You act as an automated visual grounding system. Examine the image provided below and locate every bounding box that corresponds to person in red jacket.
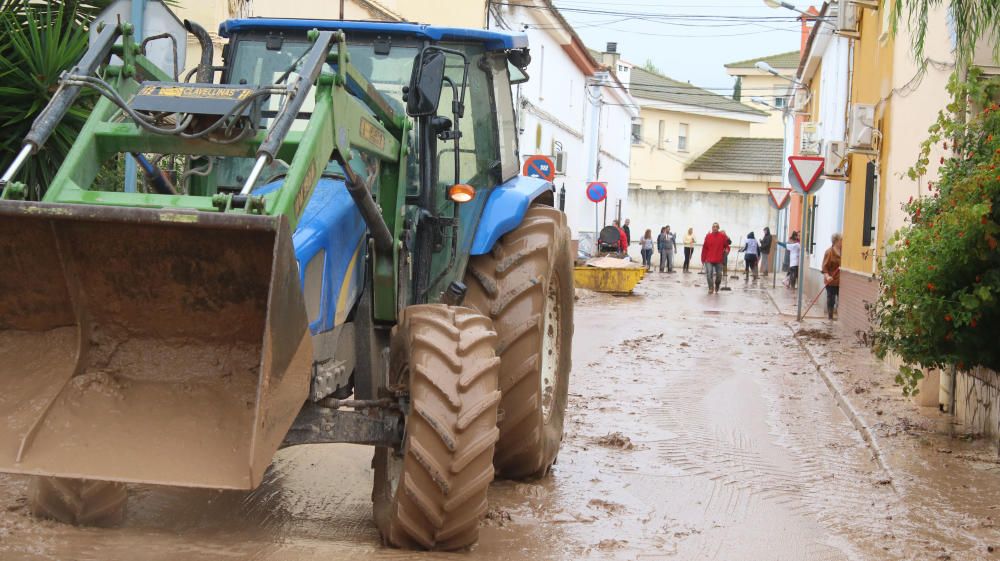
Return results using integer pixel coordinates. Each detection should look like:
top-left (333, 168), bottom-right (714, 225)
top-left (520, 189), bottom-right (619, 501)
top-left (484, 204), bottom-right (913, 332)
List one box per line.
top-left (701, 222), bottom-right (728, 294)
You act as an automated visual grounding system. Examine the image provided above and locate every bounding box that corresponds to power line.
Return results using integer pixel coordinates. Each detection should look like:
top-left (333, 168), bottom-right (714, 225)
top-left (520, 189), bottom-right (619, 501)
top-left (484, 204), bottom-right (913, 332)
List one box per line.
top-left (595, 79), bottom-right (794, 93)
top-left (526, 24), bottom-right (799, 38)
top-left (555, 0), bottom-right (806, 7)
top-left (491, 1), bottom-right (808, 22)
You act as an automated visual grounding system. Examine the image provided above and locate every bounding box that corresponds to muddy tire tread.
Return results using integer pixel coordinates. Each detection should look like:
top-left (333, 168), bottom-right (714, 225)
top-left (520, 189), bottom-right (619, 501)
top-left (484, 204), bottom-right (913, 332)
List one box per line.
top-left (377, 305), bottom-right (501, 550)
top-left (464, 205), bottom-right (574, 479)
top-left (29, 476), bottom-right (127, 527)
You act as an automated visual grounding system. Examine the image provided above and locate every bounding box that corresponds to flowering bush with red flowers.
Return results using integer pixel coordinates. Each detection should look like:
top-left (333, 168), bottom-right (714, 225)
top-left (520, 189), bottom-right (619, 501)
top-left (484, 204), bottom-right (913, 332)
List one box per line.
top-left (870, 71), bottom-right (1000, 394)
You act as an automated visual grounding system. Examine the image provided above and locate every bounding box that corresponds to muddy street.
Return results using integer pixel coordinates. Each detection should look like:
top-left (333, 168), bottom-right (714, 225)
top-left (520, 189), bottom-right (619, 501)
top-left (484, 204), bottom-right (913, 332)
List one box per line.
top-left (1, 272), bottom-right (998, 560)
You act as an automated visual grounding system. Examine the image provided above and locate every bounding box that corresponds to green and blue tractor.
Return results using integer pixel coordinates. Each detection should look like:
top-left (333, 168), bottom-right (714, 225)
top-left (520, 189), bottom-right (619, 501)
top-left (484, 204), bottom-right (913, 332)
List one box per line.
top-left (0, 13), bottom-right (572, 550)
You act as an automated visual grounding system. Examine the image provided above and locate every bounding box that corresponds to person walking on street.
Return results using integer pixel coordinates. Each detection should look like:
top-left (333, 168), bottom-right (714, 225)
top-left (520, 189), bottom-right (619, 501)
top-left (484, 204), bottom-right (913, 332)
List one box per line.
top-left (778, 231), bottom-right (801, 289)
top-left (701, 222), bottom-right (727, 294)
top-left (683, 227), bottom-right (695, 272)
top-left (623, 218), bottom-right (632, 246)
top-left (657, 227), bottom-right (668, 273)
top-left (640, 229), bottom-right (654, 271)
top-left (661, 225), bottom-right (677, 273)
top-left (740, 232), bottom-right (760, 281)
top-left (759, 227), bottom-right (773, 276)
top-left (822, 233), bottom-right (842, 319)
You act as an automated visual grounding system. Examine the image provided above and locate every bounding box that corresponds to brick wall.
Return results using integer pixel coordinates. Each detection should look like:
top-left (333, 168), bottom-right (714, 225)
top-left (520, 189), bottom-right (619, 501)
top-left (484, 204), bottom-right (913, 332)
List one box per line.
top-left (839, 269), bottom-right (878, 337)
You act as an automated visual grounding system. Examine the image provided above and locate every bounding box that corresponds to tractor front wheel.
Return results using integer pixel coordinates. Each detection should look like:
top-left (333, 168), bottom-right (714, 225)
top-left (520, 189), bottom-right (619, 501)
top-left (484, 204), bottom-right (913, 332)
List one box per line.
top-left (464, 205), bottom-right (574, 479)
top-left (373, 305), bottom-right (501, 550)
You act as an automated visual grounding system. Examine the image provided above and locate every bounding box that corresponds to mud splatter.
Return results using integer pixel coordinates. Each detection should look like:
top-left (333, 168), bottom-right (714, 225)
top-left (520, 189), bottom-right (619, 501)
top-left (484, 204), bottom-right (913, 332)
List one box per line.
top-left (594, 432), bottom-right (635, 450)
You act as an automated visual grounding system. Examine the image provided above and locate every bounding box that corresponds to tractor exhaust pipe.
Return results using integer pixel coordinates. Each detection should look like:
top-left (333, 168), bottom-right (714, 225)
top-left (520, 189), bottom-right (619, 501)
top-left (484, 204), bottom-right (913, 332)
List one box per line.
top-left (183, 20), bottom-right (214, 83)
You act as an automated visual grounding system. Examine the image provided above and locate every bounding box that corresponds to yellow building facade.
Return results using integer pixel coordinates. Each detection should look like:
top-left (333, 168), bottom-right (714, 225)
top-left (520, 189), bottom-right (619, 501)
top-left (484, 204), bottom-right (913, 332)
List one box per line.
top-left (725, 50), bottom-right (801, 138)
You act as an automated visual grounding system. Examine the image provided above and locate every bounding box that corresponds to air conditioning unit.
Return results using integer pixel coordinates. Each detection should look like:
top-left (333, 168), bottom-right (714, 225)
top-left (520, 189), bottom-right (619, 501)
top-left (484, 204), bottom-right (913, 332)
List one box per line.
top-left (836, 1), bottom-right (860, 37)
top-left (824, 140), bottom-right (849, 177)
top-left (848, 103), bottom-right (876, 150)
top-left (800, 121), bottom-right (821, 155)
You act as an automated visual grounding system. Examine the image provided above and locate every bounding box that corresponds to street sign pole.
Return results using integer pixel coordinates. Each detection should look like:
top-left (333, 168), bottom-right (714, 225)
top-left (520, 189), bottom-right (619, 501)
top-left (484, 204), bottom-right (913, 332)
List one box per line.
top-left (766, 186), bottom-right (792, 290)
top-left (586, 182), bottom-right (608, 255)
top-left (797, 195), bottom-right (807, 321)
top-left (594, 203), bottom-right (601, 250)
top-left (787, 156), bottom-right (825, 321)
top-left (774, 209), bottom-right (780, 289)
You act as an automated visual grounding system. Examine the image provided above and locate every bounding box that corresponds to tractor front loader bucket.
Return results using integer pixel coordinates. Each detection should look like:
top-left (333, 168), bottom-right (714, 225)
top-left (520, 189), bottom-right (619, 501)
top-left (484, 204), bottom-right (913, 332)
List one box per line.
top-left (0, 201), bottom-right (313, 490)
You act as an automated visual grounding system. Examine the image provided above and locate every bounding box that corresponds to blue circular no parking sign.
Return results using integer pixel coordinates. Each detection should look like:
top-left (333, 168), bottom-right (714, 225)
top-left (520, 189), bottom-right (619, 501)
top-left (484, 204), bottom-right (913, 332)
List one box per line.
top-left (586, 182), bottom-right (607, 203)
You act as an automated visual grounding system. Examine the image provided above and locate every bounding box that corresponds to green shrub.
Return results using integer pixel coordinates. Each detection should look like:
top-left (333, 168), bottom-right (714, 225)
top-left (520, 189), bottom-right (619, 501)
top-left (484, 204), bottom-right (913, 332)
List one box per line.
top-left (871, 71), bottom-right (1000, 387)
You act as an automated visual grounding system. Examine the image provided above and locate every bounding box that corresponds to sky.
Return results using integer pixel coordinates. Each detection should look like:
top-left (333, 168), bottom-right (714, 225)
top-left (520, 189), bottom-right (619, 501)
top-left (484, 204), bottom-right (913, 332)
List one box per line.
top-left (550, 0), bottom-right (812, 95)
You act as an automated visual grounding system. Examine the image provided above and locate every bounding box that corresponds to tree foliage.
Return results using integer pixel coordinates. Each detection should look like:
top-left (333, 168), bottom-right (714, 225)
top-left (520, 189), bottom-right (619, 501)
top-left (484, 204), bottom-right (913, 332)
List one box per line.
top-left (870, 70), bottom-right (1000, 390)
top-left (889, 0), bottom-right (1000, 64)
top-left (0, 1), bottom-right (114, 198)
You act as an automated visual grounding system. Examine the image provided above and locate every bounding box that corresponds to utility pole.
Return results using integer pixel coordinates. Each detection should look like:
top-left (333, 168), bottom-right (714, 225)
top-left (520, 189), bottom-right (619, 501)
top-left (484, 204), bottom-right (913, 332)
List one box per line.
top-left (586, 72), bottom-right (606, 243)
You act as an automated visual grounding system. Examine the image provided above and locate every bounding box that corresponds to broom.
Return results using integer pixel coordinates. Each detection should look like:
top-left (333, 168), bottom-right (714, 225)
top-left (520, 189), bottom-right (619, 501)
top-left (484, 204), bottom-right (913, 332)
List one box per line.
top-left (801, 267), bottom-right (841, 317)
top-left (719, 248), bottom-right (734, 291)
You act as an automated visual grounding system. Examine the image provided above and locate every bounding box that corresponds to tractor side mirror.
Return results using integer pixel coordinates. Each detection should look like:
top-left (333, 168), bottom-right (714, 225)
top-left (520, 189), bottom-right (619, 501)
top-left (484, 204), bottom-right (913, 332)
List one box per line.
top-left (406, 49), bottom-right (447, 117)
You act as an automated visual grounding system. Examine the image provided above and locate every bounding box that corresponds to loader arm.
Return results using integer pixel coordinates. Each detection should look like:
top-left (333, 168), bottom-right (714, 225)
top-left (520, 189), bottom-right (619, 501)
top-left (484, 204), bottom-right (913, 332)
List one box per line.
top-left (0, 24), bottom-right (408, 490)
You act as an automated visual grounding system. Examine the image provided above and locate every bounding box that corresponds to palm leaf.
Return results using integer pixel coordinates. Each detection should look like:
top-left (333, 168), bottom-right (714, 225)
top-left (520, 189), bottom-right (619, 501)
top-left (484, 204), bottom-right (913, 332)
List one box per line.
top-left (0, 2), bottom-right (95, 197)
top-left (890, 0), bottom-right (1000, 65)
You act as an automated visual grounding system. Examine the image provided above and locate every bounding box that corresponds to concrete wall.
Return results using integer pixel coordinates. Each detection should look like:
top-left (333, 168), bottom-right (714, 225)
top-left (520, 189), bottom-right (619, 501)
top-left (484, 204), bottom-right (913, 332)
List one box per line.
top-left (953, 368), bottom-right (1000, 438)
top-left (626, 188), bottom-right (776, 267)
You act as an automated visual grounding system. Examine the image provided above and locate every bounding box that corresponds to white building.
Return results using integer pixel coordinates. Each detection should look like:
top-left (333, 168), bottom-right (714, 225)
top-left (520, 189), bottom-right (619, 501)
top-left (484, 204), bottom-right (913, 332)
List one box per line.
top-left (794, 3), bottom-right (850, 302)
top-left (487, 0), bottom-right (637, 241)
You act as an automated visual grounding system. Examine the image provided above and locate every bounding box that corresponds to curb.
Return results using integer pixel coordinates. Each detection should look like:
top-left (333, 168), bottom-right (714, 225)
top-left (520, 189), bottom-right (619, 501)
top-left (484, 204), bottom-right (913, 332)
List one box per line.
top-left (765, 291), bottom-right (898, 493)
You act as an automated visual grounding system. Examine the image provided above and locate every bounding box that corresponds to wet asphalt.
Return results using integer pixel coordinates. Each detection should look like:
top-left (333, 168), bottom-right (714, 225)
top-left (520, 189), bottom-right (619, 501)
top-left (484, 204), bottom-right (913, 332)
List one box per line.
top-left (0, 270), bottom-right (998, 560)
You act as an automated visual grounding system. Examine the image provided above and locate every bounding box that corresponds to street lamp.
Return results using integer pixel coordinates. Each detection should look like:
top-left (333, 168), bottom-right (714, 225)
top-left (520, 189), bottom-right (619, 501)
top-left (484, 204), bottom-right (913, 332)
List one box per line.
top-left (755, 61), bottom-right (807, 86)
top-left (762, 0), bottom-right (812, 17)
top-left (755, 61), bottom-right (812, 106)
top-left (750, 96), bottom-right (780, 110)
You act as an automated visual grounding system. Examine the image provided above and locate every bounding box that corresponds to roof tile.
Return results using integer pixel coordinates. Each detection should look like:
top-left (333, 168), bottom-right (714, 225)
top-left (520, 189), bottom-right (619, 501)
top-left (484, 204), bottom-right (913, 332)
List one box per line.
top-left (725, 50), bottom-right (801, 69)
top-left (685, 137), bottom-right (784, 176)
top-left (628, 67), bottom-right (766, 116)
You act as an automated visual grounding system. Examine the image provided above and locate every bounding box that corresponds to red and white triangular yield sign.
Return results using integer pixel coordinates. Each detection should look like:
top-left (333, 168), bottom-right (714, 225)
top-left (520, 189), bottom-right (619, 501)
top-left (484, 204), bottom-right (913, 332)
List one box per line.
top-left (788, 155), bottom-right (825, 194)
top-left (768, 186), bottom-right (792, 209)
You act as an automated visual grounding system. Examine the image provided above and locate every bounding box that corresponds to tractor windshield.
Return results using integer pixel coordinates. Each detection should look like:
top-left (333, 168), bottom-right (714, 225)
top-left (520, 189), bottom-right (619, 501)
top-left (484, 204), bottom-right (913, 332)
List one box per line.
top-left (217, 34), bottom-right (514, 196)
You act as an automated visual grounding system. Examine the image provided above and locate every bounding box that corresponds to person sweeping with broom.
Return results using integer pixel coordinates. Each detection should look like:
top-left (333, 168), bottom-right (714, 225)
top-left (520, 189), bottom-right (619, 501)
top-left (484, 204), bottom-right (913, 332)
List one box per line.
top-left (822, 233), bottom-right (842, 320)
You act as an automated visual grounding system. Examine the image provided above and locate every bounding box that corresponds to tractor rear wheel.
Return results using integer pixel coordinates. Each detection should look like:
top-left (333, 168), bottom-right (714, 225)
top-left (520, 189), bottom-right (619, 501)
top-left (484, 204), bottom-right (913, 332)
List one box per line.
top-left (373, 305), bottom-right (501, 550)
top-left (28, 476), bottom-right (127, 527)
top-left (464, 205), bottom-right (573, 480)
